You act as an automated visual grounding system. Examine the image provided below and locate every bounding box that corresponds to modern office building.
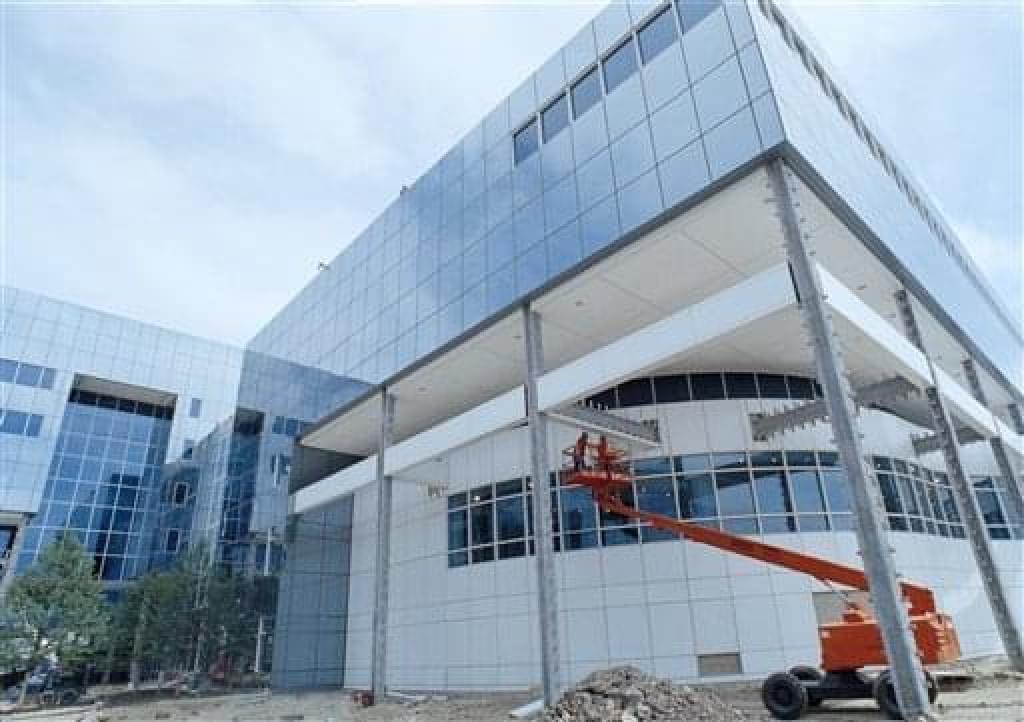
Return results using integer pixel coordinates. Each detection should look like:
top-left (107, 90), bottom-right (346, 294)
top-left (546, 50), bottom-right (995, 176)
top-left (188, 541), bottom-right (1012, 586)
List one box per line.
top-left (0, 285), bottom-right (368, 592)
top-left (2, 0), bottom-right (1021, 707)
top-left (265, 0), bottom-right (1023, 703)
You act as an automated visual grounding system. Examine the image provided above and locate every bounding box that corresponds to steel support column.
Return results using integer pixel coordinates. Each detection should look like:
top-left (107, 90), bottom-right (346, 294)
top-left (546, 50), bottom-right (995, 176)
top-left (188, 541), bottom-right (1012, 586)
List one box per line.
top-left (1009, 404), bottom-right (1024, 436)
top-left (767, 160), bottom-right (934, 720)
top-left (962, 358), bottom-right (1024, 534)
top-left (523, 306), bottom-right (561, 705)
top-left (895, 290), bottom-right (1024, 671)
top-left (371, 391), bottom-right (396, 701)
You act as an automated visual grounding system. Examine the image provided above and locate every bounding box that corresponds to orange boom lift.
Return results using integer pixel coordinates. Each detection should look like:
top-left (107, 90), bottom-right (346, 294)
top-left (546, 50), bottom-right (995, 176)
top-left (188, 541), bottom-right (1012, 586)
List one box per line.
top-left (564, 441), bottom-right (960, 720)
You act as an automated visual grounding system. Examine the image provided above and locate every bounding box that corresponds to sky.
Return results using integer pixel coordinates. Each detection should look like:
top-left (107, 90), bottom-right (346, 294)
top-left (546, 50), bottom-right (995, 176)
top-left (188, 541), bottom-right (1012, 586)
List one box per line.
top-left (3, 1), bottom-right (1021, 347)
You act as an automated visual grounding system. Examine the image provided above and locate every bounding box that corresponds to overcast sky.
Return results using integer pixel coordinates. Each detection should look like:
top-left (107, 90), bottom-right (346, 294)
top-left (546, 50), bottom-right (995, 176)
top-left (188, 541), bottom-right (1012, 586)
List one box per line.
top-left (3, 1), bottom-right (1021, 347)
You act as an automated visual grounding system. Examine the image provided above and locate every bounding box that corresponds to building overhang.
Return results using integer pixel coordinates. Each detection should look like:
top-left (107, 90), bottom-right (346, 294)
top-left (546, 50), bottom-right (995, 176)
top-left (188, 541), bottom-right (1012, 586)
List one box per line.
top-left (292, 163), bottom-right (1023, 514)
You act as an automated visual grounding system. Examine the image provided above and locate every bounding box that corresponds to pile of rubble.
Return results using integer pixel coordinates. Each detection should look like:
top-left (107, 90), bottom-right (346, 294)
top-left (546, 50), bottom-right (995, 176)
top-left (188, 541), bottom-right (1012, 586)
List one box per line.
top-left (540, 666), bottom-right (751, 722)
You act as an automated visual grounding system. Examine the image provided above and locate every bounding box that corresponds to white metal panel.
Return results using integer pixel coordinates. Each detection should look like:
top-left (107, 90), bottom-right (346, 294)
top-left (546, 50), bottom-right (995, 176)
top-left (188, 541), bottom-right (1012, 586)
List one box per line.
top-left (294, 456), bottom-right (377, 514)
top-left (537, 263), bottom-right (796, 410)
top-left (818, 266), bottom-right (931, 384)
top-left (384, 388), bottom-right (525, 476)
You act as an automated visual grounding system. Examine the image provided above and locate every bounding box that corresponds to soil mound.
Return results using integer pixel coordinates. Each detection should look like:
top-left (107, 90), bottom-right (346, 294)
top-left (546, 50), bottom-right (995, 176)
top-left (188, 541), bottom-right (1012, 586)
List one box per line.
top-left (540, 665), bottom-right (750, 722)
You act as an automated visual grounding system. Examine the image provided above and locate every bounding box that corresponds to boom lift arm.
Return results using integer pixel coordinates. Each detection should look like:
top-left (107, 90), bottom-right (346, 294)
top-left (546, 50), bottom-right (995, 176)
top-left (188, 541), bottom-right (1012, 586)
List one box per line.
top-left (563, 441), bottom-right (960, 720)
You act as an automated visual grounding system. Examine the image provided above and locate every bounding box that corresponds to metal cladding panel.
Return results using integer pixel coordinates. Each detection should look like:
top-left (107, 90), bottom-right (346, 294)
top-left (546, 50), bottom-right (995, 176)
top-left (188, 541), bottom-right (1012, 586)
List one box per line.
top-left (244, 1), bottom-right (780, 392)
top-left (749, 0), bottom-right (1022, 396)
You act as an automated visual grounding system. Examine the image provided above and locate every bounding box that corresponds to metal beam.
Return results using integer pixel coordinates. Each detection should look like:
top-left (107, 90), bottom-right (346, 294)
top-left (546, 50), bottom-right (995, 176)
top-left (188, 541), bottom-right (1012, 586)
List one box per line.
top-left (548, 403), bottom-right (661, 447)
top-left (911, 426), bottom-right (984, 456)
top-left (523, 307), bottom-right (561, 706)
top-left (767, 160), bottom-right (934, 720)
top-left (1009, 404), bottom-right (1024, 436)
top-left (962, 358), bottom-right (1024, 534)
top-left (751, 376), bottom-right (918, 441)
top-left (894, 290), bottom-right (1024, 672)
top-left (371, 391), bottom-right (396, 702)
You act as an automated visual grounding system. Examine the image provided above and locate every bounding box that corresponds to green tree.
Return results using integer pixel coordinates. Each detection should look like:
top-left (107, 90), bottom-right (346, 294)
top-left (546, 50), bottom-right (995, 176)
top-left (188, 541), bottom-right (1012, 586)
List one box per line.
top-left (1, 534), bottom-right (108, 701)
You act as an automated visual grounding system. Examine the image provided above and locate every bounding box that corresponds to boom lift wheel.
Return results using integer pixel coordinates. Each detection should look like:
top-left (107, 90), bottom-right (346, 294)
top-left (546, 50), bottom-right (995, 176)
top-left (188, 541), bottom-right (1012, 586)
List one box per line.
top-left (788, 666), bottom-right (823, 707)
top-left (872, 669), bottom-right (938, 720)
top-left (762, 671), bottom-right (809, 720)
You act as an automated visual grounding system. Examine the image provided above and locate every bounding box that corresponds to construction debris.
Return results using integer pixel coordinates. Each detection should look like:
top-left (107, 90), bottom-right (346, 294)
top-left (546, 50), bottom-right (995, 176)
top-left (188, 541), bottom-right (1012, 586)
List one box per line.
top-left (540, 666), bottom-right (750, 722)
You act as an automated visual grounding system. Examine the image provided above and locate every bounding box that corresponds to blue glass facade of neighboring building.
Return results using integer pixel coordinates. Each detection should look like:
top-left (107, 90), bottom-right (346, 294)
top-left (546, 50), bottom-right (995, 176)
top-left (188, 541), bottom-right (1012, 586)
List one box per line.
top-left (19, 390), bottom-right (173, 584)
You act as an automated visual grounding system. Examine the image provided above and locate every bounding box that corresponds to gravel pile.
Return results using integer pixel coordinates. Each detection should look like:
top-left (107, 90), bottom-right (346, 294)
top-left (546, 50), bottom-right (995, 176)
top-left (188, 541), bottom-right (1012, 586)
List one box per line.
top-left (540, 666), bottom-right (750, 722)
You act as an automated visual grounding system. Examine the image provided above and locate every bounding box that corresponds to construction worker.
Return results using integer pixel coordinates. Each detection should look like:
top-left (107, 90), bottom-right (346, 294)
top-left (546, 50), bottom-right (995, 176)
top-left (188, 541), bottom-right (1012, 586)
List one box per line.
top-left (573, 431), bottom-right (589, 471)
top-left (596, 434), bottom-right (610, 472)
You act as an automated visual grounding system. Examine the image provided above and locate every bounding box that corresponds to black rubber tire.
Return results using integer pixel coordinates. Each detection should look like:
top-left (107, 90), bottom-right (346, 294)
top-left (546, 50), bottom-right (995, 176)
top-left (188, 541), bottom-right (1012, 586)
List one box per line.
top-left (873, 669), bottom-right (939, 720)
top-left (762, 672), bottom-right (809, 720)
top-left (59, 689), bottom-right (79, 706)
top-left (788, 666), bottom-right (823, 707)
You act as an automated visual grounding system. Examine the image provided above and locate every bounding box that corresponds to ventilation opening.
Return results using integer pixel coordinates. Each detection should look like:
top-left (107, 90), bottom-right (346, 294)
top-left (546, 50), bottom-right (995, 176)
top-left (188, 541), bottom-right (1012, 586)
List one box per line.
top-left (697, 652), bottom-right (742, 677)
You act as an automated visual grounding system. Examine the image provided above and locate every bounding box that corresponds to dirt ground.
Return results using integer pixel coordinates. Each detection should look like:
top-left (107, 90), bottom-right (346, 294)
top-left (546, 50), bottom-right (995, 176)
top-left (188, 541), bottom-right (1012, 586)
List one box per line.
top-left (6, 658), bottom-right (1021, 722)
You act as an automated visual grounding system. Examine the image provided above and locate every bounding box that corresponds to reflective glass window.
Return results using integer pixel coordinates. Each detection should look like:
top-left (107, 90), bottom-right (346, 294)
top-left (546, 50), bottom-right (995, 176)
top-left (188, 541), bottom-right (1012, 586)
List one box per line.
top-left (634, 457), bottom-right (672, 476)
top-left (542, 94), bottom-right (570, 142)
top-left (603, 38), bottom-right (639, 93)
top-left (560, 487), bottom-right (597, 532)
top-left (572, 66), bottom-right (602, 119)
top-left (0, 359), bottom-right (15, 383)
top-left (716, 470), bottom-right (755, 516)
top-left (40, 368), bottom-right (56, 390)
top-left (753, 470), bottom-right (792, 514)
top-left (757, 374), bottom-right (788, 399)
top-left (675, 454), bottom-right (710, 473)
top-left (787, 376), bottom-right (814, 400)
top-left (188, 398), bottom-right (202, 418)
top-left (653, 375), bottom-right (690, 403)
top-left (878, 473), bottom-right (903, 513)
top-left (790, 470), bottom-right (826, 513)
top-left (496, 497), bottom-right (526, 540)
top-left (514, 119), bottom-right (540, 165)
top-left (724, 372), bottom-right (757, 398)
top-left (0, 410), bottom-right (28, 435)
top-left (636, 476), bottom-right (676, 541)
top-left (749, 450), bottom-right (784, 468)
top-left (470, 504), bottom-right (493, 546)
top-left (617, 378), bottom-right (654, 407)
top-left (25, 414), bottom-right (43, 437)
top-left (677, 0), bottom-right (721, 30)
top-left (15, 364), bottom-right (43, 387)
top-left (638, 6), bottom-right (678, 64)
top-left (581, 194), bottom-right (618, 256)
top-left (690, 372), bottom-right (725, 399)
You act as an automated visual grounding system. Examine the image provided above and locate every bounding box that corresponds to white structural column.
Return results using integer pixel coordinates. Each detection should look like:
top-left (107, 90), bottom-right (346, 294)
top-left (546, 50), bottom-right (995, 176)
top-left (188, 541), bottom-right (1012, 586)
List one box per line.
top-left (767, 160), bottom-right (934, 719)
top-left (523, 306), bottom-right (561, 705)
top-left (962, 358), bottom-right (1024, 533)
top-left (894, 290), bottom-right (1024, 672)
top-left (371, 391), bottom-right (396, 701)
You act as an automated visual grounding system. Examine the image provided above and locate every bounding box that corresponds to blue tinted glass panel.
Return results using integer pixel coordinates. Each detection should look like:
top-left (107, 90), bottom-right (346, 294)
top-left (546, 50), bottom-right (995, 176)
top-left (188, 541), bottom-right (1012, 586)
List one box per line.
top-left (638, 6), bottom-right (678, 64)
top-left (611, 122), bottom-right (656, 187)
top-left (542, 94), bottom-right (570, 142)
top-left (516, 241), bottom-right (548, 295)
top-left (0, 359), bottom-right (15, 383)
top-left (716, 470), bottom-right (755, 516)
top-left (678, 0), bottom-right (721, 30)
top-left (514, 119), bottom-right (539, 165)
top-left (603, 38), bottom-right (638, 93)
top-left (580, 194), bottom-right (621, 256)
top-left (547, 221), bottom-right (582, 276)
top-left (617, 169), bottom-right (663, 233)
top-left (545, 174), bottom-right (579, 232)
top-left (571, 66), bottom-right (602, 119)
top-left (577, 149), bottom-right (615, 211)
top-left (679, 473), bottom-right (716, 518)
top-left (753, 470), bottom-right (792, 514)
